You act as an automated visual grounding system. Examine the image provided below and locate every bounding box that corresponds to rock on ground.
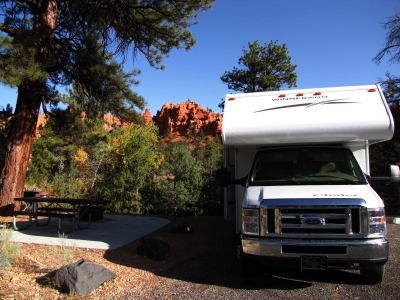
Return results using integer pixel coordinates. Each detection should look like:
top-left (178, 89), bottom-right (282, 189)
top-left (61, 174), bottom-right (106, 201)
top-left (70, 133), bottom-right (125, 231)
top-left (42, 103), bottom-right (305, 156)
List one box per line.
top-left (52, 259), bottom-right (115, 295)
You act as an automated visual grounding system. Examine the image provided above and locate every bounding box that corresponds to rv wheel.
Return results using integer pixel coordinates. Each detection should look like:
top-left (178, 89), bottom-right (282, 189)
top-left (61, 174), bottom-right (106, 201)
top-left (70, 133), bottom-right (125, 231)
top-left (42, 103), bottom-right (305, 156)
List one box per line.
top-left (239, 246), bottom-right (262, 280)
top-left (360, 265), bottom-right (385, 284)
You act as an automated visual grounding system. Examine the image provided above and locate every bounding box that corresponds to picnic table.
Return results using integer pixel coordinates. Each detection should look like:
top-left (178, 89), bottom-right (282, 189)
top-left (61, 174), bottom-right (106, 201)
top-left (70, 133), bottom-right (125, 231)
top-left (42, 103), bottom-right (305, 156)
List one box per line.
top-left (0, 197), bottom-right (110, 233)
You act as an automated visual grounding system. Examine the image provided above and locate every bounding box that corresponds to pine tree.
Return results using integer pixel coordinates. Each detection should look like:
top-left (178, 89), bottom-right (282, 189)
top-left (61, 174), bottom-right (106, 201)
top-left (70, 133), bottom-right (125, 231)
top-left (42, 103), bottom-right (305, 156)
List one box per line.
top-left (0, 0), bottom-right (215, 209)
top-left (221, 40), bottom-right (297, 93)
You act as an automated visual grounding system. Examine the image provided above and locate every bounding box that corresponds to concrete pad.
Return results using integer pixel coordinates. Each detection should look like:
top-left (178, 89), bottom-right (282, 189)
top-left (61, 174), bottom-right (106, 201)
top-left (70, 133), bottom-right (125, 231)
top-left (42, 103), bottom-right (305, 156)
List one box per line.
top-left (10, 214), bottom-right (170, 250)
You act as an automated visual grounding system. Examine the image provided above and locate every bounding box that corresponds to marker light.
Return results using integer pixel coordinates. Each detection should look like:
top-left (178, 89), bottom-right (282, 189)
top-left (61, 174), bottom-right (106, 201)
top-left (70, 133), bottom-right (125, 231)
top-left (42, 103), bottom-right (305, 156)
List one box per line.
top-left (368, 89), bottom-right (377, 92)
top-left (228, 97), bottom-right (235, 101)
top-left (314, 92), bottom-right (322, 95)
top-left (296, 93), bottom-right (304, 96)
top-left (279, 94), bottom-right (286, 97)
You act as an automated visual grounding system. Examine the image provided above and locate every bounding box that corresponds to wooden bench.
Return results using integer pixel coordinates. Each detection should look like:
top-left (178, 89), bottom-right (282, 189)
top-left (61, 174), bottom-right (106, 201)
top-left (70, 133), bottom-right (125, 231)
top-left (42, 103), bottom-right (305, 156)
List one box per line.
top-left (37, 207), bottom-right (75, 213)
top-left (0, 210), bottom-right (85, 232)
top-left (37, 207), bottom-right (94, 225)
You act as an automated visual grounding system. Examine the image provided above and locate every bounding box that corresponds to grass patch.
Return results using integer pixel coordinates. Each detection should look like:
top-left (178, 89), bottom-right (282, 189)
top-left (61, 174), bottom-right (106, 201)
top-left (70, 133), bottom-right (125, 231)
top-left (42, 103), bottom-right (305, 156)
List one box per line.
top-left (49, 233), bottom-right (77, 267)
top-left (0, 224), bottom-right (23, 273)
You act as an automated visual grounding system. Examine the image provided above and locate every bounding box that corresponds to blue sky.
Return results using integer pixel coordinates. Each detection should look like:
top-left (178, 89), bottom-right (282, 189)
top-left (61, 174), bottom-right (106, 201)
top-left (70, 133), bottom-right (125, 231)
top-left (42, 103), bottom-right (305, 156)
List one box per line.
top-left (0, 0), bottom-right (399, 115)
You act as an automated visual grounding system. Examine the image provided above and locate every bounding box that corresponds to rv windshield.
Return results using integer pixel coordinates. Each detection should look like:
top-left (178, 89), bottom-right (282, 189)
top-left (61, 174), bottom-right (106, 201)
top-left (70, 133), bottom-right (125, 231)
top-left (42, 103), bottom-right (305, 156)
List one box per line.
top-left (249, 147), bottom-right (368, 186)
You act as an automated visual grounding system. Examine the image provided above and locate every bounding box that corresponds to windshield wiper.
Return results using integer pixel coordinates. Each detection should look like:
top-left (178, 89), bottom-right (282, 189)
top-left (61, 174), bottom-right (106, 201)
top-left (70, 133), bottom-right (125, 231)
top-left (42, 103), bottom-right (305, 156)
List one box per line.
top-left (263, 176), bottom-right (300, 184)
top-left (307, 174), bottom-right (362, 184)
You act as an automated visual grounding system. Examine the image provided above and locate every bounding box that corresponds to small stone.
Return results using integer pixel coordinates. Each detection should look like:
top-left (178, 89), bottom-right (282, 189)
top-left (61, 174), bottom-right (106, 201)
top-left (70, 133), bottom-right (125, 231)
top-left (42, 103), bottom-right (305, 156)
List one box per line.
top-left (171, 222), bottom-right (193, 234)
top-left (136, 237), bottom-right (170, 261)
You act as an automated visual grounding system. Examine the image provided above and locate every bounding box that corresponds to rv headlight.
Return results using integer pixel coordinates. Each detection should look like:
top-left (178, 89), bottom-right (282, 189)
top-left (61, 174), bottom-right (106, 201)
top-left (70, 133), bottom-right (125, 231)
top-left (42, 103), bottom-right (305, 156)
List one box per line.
top-left (242, 209), bottom-right (259, 235)
top-left (368, 208), bottom-right (386, 236)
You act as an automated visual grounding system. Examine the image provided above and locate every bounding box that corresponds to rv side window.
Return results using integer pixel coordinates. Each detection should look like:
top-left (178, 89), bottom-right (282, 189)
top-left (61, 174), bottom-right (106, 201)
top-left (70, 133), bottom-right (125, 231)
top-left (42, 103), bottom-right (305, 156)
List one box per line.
top-left (249, 147), bottom-right (367, 186)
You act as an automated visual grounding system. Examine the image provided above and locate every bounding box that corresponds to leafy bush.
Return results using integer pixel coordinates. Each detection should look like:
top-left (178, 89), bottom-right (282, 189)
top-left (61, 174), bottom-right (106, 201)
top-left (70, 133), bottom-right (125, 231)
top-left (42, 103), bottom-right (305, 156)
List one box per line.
top-left (26, 106), bottom-right (224, 216)
top-left (141, 138), bottom-right (223, 216)
top-left (26, 107), bottom-right (110, 198)
top-left (95, 123), bottom-right (163, 214)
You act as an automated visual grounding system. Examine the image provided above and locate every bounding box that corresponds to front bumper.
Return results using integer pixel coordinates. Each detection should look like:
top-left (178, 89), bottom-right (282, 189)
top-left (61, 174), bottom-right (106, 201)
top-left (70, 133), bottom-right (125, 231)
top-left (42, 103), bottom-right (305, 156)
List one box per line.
top-left (241, 235), bottom-right (389, 269)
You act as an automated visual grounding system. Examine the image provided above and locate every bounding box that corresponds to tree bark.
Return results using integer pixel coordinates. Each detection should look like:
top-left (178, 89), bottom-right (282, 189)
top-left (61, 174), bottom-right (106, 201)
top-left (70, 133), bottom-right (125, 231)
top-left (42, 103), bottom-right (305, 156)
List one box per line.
top-left (0, 0), bottom-right (58, 211)
top-left (0, 82), bottom-right (43, 211)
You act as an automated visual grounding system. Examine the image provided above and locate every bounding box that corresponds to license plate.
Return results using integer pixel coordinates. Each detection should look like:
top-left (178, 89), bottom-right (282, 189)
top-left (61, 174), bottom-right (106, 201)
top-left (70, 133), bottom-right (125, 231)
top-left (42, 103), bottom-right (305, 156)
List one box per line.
top-left (301, 256), bottom-right (328, 270)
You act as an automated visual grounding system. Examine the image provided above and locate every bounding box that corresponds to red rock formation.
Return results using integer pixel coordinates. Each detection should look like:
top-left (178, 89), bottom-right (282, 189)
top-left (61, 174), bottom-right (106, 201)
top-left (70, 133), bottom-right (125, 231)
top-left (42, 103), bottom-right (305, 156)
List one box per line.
top-left (99, 109), bottom-right (153, 129)
top-left (103, 114), bottom-right (122, 131)
top-left (34, 109), bottom-right (151, 133)
top-left (142, 108), bottom-right (153, 125)
top-left (33, 102), bottom-right (222, 141)
top-left (153, 100), bottom-right (222, 141)
top-left (35, 114), bottom-right (49, 137)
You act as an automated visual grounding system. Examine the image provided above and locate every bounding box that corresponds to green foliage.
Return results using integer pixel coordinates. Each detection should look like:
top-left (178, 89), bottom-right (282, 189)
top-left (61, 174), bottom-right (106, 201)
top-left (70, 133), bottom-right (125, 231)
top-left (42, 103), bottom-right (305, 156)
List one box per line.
top-left (198, 138), bottom-right (224, 215)
top-left (96, 123), bottom-right (163, 214)
top-left (26, 108), bottom-right (224, 216)
top-left (142, 137), bottom-right (223, 215)
top-left (1, 0), bottom-right (215, 208)
top-left (146, 141), bottom-right (204, 215)
top-left (0, 36), bottom-right (47, 87)
top-left (61, 42), bottom-right (146, 123)
top-left (26, 107), bottom-right (110, 198)
top-left (0, 0), bottom-right (215, 116)
top-left (63, 1), bottom-right (215, 69)
top-left (221, 40), bottom-right (297, 93)
top-left (0, 225), bottom-right (23, 273)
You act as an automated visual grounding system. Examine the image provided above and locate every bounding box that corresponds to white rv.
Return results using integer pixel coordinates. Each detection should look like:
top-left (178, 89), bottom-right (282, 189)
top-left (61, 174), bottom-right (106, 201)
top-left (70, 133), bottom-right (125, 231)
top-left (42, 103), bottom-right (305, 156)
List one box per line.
top-left (217, 84), bottom-right (399, 284)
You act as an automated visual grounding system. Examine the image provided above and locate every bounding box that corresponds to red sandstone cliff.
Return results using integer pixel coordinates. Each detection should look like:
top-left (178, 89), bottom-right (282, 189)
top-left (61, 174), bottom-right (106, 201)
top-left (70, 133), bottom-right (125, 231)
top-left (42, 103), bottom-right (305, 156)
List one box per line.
top-left (153, 100), bottom-right (222, 140)
top-left (143, 108), bottom-right (153, 125)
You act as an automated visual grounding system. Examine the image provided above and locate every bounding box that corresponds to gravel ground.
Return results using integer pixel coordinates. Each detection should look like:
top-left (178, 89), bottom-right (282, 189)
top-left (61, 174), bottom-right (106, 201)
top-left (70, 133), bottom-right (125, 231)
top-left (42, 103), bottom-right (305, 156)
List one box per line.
top-left (1, 215), bottom-right (400, 299)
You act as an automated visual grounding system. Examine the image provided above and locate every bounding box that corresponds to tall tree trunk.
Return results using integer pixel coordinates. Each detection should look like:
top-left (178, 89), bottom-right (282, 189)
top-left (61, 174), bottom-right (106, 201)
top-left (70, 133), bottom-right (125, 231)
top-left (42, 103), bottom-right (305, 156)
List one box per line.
top-left (0, 0), bottom-right (58, 211)
top-left (0, 81), bottom-right (43, 211)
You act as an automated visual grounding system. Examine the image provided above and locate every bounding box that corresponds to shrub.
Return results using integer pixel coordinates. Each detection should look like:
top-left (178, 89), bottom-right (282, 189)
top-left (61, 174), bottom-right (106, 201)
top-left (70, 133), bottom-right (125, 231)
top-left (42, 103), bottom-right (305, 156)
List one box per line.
top-left (49, 233), bottom-right (77, 267)
top-left (0, 225), bottom-right (23, 273)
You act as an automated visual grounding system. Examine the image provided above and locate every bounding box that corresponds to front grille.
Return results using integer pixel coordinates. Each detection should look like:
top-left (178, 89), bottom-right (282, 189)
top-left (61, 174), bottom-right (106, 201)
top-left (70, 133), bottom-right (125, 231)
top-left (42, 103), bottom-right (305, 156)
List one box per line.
top-left (260, 200), bottom-right (366, 238)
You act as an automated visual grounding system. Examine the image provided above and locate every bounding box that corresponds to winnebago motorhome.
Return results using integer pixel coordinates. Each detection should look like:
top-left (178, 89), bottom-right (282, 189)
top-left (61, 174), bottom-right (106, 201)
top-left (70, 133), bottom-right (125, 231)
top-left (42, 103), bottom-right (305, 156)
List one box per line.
top-left (217, 84), bottom-right (399, 284)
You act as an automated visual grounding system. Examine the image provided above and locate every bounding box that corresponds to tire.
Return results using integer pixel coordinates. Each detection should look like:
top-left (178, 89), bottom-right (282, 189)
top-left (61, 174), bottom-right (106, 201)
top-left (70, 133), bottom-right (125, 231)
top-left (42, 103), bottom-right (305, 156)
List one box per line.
top-left (239, 246), bottom-right (262, 281)
top-left (360, 265), bottom-right (385, 284)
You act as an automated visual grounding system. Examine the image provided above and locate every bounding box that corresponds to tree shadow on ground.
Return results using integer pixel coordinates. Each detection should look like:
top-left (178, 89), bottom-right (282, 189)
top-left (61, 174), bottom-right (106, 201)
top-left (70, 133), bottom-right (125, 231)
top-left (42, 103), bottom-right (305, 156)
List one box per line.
top-left (103, 215), bottom-right (364, 290)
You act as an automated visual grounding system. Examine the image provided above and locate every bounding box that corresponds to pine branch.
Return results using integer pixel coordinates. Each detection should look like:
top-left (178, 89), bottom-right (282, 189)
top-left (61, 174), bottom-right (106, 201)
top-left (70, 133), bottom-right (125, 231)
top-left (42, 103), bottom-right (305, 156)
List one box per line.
top-left (0, 23), bottom-right (16, 36)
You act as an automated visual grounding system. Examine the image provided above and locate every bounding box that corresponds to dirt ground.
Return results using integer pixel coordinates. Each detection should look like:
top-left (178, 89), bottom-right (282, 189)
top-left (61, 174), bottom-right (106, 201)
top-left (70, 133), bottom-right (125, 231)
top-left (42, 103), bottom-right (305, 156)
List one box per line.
top-left (1, 214), bottom-right (400, 299)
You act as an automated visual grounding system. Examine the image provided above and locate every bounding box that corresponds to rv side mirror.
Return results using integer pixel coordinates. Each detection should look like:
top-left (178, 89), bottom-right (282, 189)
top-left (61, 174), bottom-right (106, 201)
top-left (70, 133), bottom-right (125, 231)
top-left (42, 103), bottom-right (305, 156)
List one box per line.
top-left (216, 168), bottom-right (248, 186)
top-left (216, 168), bottom-right (229, 187)
top-left (386, 164), bottom-right (400, 183)
top-left (371, 164), bottom-right (400, 185)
